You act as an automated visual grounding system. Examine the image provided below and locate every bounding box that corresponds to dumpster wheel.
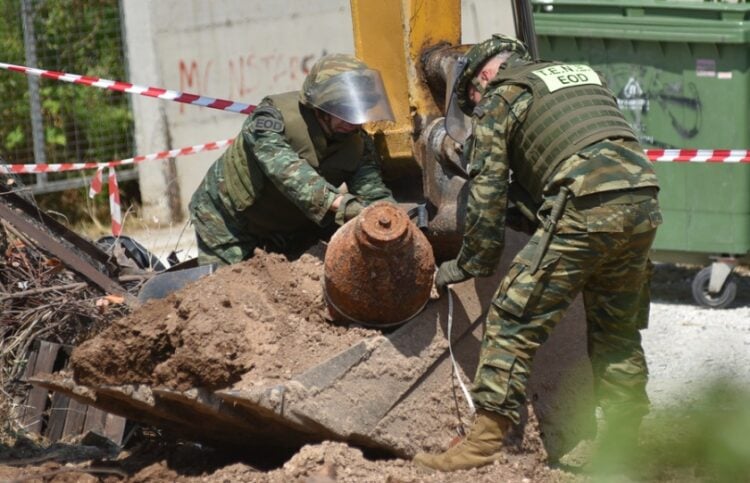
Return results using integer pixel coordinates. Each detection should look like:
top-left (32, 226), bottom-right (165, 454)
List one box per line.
top-left (691, 266), bottom-right (737, 309)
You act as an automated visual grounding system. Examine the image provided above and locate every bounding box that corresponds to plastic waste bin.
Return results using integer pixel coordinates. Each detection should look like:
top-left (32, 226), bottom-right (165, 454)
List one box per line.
top-left (533, 0), bottom-right (750, 307)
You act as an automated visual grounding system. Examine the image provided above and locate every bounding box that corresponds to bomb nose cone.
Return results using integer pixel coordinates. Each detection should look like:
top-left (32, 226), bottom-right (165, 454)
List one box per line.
top-left (324, 202), bottom-right (436, 328)
top-left (357, 203), bottom-right (409, 248)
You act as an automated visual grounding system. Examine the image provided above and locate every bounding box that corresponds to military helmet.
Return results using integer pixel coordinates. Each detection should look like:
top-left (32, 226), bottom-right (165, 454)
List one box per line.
top-left (454, 33), bottom-right (531, 115)
top-left (300, 54), bottom-right (395, 124)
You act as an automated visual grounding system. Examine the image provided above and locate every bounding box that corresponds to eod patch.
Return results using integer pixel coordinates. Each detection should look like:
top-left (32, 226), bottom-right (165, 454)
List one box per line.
top-left (531, 64), bottom-right (602, 93)
top-left (252, 116), bottom-right (284, 133)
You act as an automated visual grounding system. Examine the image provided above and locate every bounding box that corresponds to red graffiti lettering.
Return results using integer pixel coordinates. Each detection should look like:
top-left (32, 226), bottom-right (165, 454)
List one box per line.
top-left (176, 52), bottom-right (323, 112)
top-left (178, 59), bottom-right (212, 114)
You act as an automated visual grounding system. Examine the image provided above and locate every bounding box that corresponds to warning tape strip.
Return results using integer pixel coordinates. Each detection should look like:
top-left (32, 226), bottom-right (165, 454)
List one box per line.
top-left (0, 62), bottom-right (256, 115)
top-left (646, 149), bottom-right (750, 163)
top-left (0, 139), bottom-right (234, 174)
top-left (108, 168), bottom-right (122, 236)
top-left (1, 139), bottom-right (234, 236)
top-left (3, 145), bottom-right (745, 175)
top-left (2, 140), bottom-right (748, 236)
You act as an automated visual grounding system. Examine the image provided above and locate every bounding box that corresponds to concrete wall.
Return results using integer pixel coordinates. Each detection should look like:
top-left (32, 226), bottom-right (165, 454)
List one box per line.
top-left (122, 0), bottom-right (515, 222)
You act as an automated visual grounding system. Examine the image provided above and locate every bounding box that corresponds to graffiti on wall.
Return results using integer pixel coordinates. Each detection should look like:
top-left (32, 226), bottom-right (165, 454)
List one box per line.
top-left (604, 65), bottom-right (702, 148)
top-left (177, 51), bottom-right (326, 113)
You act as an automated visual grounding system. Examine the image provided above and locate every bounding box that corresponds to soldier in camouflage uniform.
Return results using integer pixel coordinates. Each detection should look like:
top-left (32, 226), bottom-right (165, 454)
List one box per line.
top-left (414, 34), bottom-right (662, 472)
top-left (189, 54), bottom-right (396, 265)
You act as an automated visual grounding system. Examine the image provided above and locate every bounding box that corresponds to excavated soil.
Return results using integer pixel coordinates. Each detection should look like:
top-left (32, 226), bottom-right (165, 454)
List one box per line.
top-left (8, 245), bottom-right (565, 481)
top-left (71, 248), bottom-right (377, 391)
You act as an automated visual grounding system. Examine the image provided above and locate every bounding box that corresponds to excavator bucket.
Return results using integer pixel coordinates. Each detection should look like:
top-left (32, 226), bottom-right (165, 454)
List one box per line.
top-left (31, 230), bottom-right (594, 460)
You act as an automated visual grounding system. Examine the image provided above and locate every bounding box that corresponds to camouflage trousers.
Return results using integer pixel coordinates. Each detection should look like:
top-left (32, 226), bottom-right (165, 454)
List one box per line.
top-left (471, 194), bottom-right (662, 427)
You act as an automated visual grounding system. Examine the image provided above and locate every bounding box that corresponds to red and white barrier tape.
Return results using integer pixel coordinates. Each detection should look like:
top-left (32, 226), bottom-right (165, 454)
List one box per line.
top-left (2, 139), bottom-right (234, 236)
top-left (0, 61), bottom-right (250, 236)
top-left (0, 62), bottom-right (256, 115)
top-left (87, 168), bottom-right (119, 233)
top-left (89, 167), bottom-right (103, 199)
top-left (108, 168), bottom-right (122, 236)
top-left (0, 139), bottom-right (233, 174)
top-left (646, 149), bottom-right (750, 163)
top-left (85, 139), bottom-right (233, 236)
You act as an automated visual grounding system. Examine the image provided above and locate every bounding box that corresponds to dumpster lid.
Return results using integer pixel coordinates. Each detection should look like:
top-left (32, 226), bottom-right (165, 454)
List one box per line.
top-left (532, 0), bottom-right (750, 44)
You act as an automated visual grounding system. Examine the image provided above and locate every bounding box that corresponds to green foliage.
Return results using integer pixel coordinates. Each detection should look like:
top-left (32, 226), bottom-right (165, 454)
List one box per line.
top-left (563, 380), bottom-right (750, 482)
top-left (0, 1), bottom-right (29, 156)
top-left (640, 382), bottom-right (750, 482)
top-left (0, 0), bottom-right (137, 226)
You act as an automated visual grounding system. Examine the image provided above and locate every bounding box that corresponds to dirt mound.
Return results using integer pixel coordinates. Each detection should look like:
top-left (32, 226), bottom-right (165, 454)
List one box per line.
top-left (59, 243), bottom-right (564, 480)
top-left (71, 248), bottom-right (376, 391)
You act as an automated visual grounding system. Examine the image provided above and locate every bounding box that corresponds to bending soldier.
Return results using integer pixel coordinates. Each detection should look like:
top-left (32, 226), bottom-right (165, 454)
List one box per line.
top-left (189, 54), bottom-right (396, 265)
top-left (414, 34), bottom-right (662, 472)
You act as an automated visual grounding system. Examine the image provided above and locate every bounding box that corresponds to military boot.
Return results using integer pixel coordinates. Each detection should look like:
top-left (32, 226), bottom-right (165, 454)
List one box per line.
top-left (585, 421), bottom-right (641, 476)
top-left (560, 417), bottom-right (640, 475)
top-left (413, 409), bottom-right (512, 472)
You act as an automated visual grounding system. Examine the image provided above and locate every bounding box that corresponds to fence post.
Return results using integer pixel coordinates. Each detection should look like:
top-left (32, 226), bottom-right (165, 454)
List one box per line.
top-left (20, 0), bottom-right (47, 189)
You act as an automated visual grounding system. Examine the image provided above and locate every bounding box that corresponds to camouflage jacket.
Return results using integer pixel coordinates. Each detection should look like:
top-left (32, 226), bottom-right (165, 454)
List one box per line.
top-left (457, 82), bottom-right (659, 277)
top-left (192, 92), bottom-right (394, 237)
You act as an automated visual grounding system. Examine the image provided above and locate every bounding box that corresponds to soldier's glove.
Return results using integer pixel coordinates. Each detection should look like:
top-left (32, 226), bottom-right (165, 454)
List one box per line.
top-left (334, 194), bottom-right (365, 225)
top-left (506, 205), bottom-right (538, 235)
top-left (435, 259), bottom-right (472, 292)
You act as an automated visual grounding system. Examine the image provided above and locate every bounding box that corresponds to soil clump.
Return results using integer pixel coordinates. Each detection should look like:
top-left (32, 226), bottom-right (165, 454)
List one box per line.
top-left (70, 248), bottom-right (377, 391)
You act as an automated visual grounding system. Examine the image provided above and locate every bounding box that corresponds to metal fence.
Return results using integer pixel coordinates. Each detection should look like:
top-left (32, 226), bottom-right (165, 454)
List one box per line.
top-left (0, 0), bottom-right (135, 194)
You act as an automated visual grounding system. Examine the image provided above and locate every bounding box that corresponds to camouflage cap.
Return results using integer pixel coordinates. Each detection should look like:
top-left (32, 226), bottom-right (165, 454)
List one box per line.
top-left (454, 34), bottom-right (531, 115)
top-left (301, 54), bottom-right (369, 103)
top-left (300, 54), bottom-right (394, 124)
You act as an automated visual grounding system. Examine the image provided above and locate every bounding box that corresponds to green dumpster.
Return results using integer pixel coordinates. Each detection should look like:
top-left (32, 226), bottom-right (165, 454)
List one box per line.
top-left (532, 0), bottom-right (750, 307)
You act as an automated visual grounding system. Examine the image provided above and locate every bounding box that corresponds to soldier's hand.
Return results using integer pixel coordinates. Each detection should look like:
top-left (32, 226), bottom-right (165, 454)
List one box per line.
top-left (333, 194), bottom-right (365, 225)
top-left (330, 194), bottom-right (344, 212)
top-left (435, 259), bottom-right (472, 292)
top-left (343, 200), bottom-right (364, 221)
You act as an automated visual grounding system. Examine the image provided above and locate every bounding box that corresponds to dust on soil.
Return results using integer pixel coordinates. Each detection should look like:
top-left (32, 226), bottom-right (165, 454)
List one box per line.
top-left (70, 248), bottom-right (377, 391)
top-left (7, 246), bottom-right (569, 482)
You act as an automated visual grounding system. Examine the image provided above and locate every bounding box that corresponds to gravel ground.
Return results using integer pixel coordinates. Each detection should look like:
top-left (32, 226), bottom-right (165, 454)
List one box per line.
top-left (644, 263), bottom-right (750, 409)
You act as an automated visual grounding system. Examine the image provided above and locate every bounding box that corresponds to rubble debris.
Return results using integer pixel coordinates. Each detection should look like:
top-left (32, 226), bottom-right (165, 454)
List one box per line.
top-left (0, 226), bottom-right (128, 386)
top-left (0, 213), bottom-right (131, 449)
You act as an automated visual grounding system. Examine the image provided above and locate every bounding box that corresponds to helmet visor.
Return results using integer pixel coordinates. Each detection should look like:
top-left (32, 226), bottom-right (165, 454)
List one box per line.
top-left (306, 69), bottom-right (395, 124)
top-left (444, 57), bottom-right (472, 143)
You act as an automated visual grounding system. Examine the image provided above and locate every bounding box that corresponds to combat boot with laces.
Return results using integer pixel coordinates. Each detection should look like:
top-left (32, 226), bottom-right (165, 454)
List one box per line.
top-left (413, 409), bottom-right (512, 472)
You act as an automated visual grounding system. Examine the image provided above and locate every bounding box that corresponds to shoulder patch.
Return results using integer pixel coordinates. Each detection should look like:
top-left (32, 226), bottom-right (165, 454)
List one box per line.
top-left (250, 105), bottom-right (285, 133)
top-left (252, 116), bottom-right (285, 133)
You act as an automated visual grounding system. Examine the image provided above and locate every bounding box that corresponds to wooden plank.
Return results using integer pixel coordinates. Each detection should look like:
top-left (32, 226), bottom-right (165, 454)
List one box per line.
top-left (21, 341), bottom-right (60, 434)
top-left (19, 340), bottom-right (128, 445)
top-left (82, 406), bottom-right (107, 435)
top-left (62, 399), bottom-right (87, 438)
top-left (45, 392), bottom-right (71, 442)
top-left (19, 345), bottom-right (39, 382)
top-left (103, 413), bottom-right (127, 446)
